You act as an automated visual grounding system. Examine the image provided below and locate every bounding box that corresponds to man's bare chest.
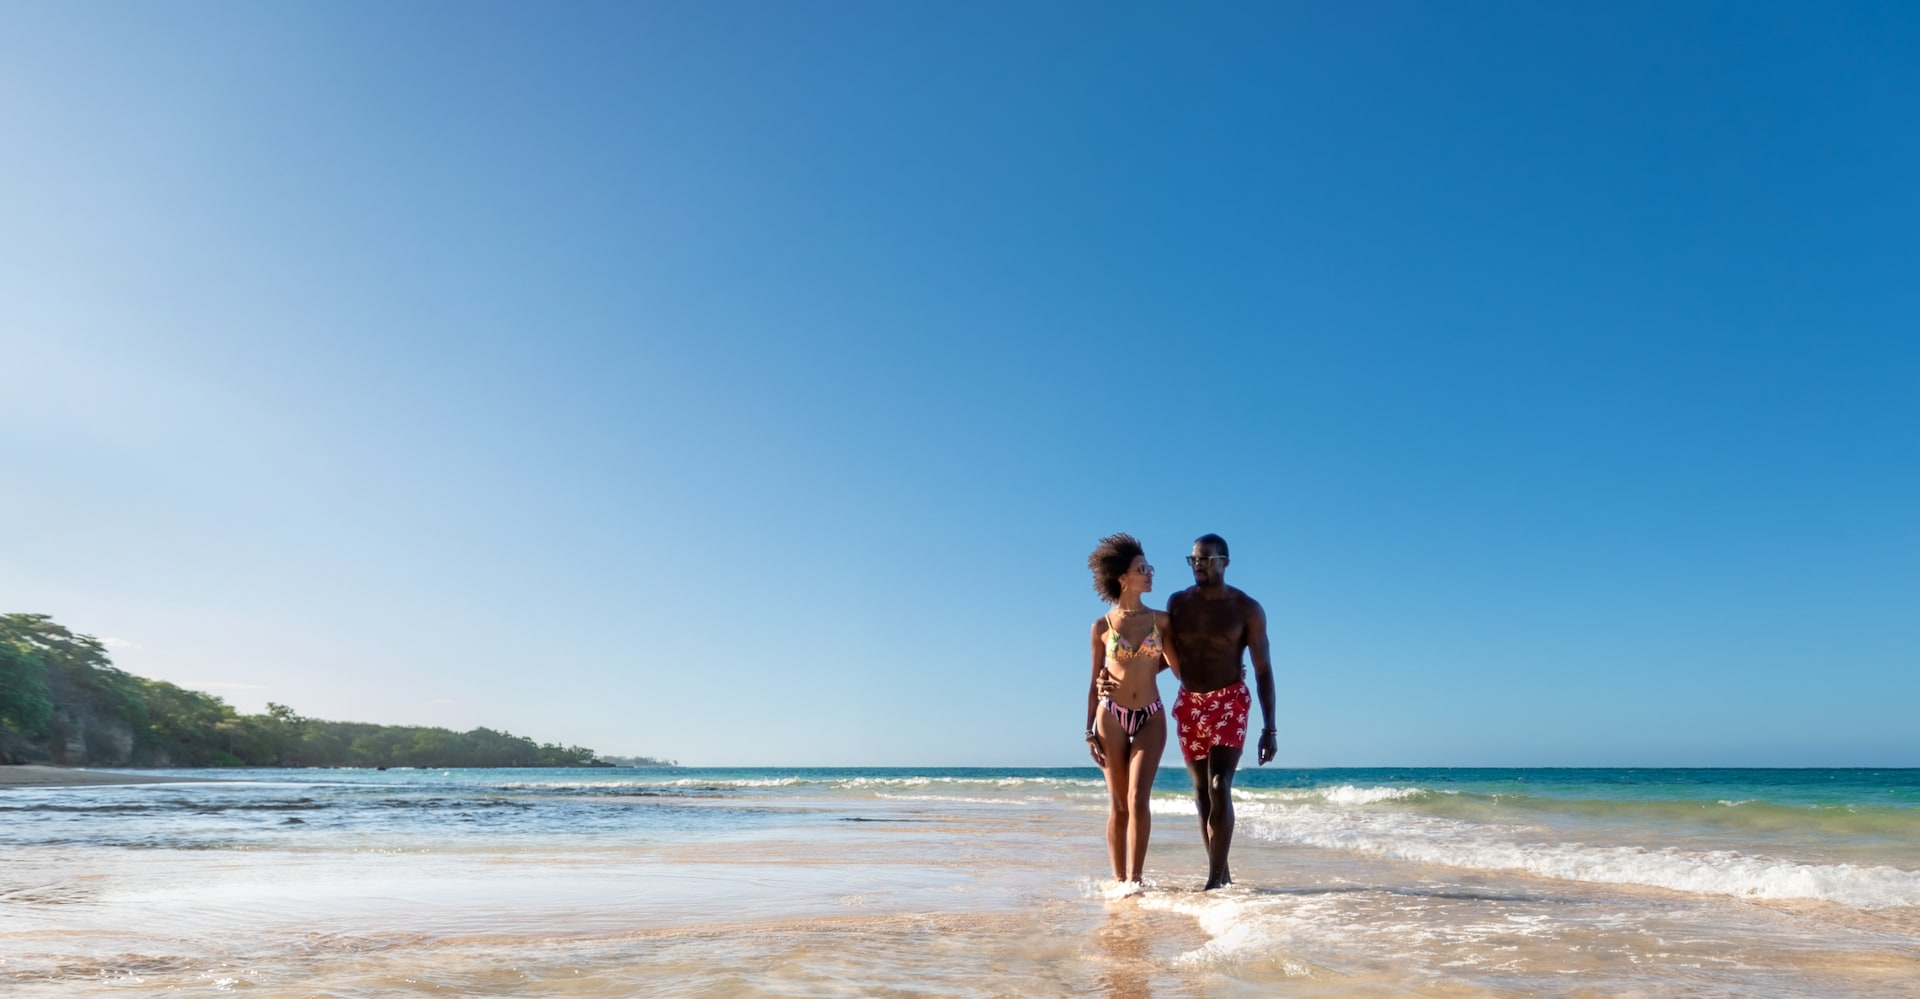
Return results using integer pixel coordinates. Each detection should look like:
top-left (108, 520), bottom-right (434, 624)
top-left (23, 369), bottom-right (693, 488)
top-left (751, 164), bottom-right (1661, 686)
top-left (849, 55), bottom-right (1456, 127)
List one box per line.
top-left (1173, 603), bottom-right (1246, 653)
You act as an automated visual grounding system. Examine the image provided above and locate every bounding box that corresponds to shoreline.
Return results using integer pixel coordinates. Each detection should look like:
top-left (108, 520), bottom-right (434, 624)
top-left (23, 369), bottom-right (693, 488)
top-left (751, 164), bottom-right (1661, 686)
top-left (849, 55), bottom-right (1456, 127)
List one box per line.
top-left (0, 765), bottom-right (222, 789)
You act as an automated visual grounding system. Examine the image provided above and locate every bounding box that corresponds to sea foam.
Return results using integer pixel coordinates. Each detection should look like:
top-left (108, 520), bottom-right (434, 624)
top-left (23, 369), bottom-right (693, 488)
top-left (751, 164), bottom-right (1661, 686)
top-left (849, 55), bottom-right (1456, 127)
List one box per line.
top-left (1237, 802), bottom-right (1920, 909)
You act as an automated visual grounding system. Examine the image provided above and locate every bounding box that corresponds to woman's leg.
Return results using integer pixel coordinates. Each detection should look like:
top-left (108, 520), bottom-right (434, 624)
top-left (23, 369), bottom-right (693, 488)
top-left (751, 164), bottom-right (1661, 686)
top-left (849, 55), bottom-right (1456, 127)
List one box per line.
top-left (1124, 712), bottom-right (1166, 882)
top-left (1094, 709), bottom-right (1130, 881)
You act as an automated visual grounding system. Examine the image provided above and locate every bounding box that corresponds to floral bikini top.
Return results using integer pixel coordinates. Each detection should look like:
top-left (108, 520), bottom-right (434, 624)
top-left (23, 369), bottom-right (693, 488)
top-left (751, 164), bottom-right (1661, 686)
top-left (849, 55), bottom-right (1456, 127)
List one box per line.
top-left (1104, 610), bottom-right (1164, 662)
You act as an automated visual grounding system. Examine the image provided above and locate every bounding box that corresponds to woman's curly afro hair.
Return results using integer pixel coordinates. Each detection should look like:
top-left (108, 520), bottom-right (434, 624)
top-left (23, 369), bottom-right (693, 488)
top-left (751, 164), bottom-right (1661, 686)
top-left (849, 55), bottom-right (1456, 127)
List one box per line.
top-left (1087, 532), bottom-right (1144, 604)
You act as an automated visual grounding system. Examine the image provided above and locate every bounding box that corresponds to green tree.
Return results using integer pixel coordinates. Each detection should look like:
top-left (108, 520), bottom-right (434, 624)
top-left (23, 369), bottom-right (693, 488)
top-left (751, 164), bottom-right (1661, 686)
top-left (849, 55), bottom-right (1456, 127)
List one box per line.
top-left (141, 680), bottom-right (238, 764)
top-left (260, 702), bottom-right (307, 765)
top-left (3, 613), bottom-right (620, 768)
top-left (0, 630), bottom-right (54, 739)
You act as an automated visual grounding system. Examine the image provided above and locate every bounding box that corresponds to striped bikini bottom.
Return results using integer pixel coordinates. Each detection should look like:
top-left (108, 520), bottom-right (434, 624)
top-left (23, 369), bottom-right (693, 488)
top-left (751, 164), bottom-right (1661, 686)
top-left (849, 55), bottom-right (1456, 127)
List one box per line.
top-left (1101, 698), bottom-right (1164, 737)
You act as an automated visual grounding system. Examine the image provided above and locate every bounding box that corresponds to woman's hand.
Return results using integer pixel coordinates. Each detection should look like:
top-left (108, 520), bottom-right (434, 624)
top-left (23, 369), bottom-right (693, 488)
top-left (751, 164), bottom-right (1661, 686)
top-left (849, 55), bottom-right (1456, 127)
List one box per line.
top-left (1088, 620), bottom-right (1111, 768)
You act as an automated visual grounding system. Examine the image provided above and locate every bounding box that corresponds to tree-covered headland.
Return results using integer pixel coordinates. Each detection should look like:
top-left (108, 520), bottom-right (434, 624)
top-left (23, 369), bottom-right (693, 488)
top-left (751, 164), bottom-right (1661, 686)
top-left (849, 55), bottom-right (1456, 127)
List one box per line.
top-left (0, 613), bottom-right (674, 769)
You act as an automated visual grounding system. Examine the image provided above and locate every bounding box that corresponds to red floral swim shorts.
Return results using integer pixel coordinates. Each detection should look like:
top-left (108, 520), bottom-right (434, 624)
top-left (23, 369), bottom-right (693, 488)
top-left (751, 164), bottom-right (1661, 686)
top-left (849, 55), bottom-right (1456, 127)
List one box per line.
top-left (1172, 681), bottom-right (1252, 762)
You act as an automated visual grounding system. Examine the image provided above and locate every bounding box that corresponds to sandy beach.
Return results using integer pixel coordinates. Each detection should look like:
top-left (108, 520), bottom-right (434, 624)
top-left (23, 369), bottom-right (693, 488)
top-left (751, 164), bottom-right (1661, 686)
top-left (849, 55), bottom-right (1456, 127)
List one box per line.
top-left (0, 765), bottom-right (215, 788)
top-left (3, 765), bottom-right (1916, 997)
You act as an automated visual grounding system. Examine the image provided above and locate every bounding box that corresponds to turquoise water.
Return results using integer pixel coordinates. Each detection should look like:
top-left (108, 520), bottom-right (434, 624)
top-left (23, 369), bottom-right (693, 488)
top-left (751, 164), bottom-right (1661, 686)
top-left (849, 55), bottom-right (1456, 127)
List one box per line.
top-left (5, 766), bottom-right (1918, 996)
top-left (9, 765), bottom-right (1915, 869)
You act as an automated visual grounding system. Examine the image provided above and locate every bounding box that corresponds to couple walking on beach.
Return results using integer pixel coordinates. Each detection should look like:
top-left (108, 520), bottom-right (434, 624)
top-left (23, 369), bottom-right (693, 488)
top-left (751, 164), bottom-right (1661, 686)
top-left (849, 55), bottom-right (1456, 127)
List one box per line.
top-left (1085, 532), bottom-right (1275, 893)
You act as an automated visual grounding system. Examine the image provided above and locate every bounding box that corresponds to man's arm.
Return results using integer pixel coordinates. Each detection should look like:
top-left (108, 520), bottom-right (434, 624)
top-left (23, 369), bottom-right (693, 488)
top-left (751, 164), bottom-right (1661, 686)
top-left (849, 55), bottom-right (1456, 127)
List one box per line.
top-left (1245, 597), bottom-right (1277, 765)
top-left (1155, 609), bottom-right (1182, 681)
top-left (1160, 590), bottom-right (1187, 680)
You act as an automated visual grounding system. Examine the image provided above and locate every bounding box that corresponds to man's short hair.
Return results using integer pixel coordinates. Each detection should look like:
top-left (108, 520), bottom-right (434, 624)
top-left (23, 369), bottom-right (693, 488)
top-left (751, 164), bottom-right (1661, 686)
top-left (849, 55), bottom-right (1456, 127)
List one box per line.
top-left (1194, 533), bottom-right (1229, 558)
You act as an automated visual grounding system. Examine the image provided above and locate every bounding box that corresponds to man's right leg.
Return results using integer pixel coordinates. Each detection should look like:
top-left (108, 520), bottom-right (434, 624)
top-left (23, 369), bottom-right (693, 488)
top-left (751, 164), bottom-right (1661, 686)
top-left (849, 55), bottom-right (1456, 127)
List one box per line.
top-left (1185, 758), bottom-right (1213, 865)
top-left (1202, 745), bottom-right (1243, 889)
top-left (1175, 688), bottom-right (1213, 881)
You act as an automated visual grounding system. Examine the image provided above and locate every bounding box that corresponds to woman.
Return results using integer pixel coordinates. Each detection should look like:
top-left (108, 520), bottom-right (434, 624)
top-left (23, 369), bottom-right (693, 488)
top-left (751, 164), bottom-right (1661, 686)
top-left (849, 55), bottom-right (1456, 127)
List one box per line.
top-left (1086, 533), bottom-right (1178, 890)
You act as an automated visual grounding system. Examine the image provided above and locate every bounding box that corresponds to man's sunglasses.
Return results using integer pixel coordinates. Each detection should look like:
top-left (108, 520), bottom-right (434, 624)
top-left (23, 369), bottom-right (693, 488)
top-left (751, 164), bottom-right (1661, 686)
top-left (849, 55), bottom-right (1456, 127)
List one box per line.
top-left (1185, 555), bottom-right (1228, 567)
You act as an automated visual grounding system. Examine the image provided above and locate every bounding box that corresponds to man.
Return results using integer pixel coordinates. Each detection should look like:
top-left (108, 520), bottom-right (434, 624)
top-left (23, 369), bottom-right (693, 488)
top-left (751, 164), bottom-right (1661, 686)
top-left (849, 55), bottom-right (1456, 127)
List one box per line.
top-left (1164, 533), bottom-right (1275, 889)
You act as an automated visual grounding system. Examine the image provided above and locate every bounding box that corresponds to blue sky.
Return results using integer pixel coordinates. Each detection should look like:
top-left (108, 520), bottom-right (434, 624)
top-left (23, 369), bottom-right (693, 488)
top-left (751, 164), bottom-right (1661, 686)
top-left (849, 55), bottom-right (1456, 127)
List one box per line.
top-left (3, 3), bottom-right (1916, 766)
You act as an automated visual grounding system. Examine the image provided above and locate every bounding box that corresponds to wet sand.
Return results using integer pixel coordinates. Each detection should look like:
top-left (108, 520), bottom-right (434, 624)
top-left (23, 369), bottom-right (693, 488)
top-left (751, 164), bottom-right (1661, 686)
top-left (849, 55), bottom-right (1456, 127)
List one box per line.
top-left (0, 765), bottom-right (216, 788)
top-left (4, 767), bottom-right (1916, 997)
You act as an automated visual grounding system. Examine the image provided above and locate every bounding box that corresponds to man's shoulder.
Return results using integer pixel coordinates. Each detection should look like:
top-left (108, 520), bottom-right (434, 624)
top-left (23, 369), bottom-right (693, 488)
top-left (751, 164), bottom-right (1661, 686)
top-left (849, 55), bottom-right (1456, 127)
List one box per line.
top-left (1228, 586), bottom-right (1264, 610)
top-left (1167, 586), bottom-right (1198, 607)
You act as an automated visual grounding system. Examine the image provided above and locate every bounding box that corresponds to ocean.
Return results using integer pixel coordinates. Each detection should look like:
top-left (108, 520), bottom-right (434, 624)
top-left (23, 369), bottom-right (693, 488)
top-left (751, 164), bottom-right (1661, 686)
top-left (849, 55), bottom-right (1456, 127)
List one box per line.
top-left (3, 766), bottom-right (1917, 997)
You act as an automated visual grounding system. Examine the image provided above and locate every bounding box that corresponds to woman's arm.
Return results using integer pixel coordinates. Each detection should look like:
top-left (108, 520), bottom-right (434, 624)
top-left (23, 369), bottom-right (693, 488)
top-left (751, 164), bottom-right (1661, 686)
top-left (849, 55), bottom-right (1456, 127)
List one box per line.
top-left (1087, 618), bottom-right (1107, 766)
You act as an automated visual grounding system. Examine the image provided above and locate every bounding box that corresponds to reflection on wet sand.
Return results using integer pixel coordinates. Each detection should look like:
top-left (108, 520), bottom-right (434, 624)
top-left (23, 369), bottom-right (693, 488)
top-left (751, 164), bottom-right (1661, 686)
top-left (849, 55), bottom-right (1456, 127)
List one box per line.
top-left (1084, 898), bottom-right (1223, 999)
top-left (1092, 905), bottom-right (1156, 999)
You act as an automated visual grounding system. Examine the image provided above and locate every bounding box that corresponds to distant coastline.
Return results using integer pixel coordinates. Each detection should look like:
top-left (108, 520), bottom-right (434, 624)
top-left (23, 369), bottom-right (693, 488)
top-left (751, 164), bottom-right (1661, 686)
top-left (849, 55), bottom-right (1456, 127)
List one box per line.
top-left (1, 613), bottom-right (673, 771)
top-left (0, 760), bottom-right (687, 790)
top-left (0, 764), bottom-right (217, 788)
top-left (598, 755), bottom-right (680, 767)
